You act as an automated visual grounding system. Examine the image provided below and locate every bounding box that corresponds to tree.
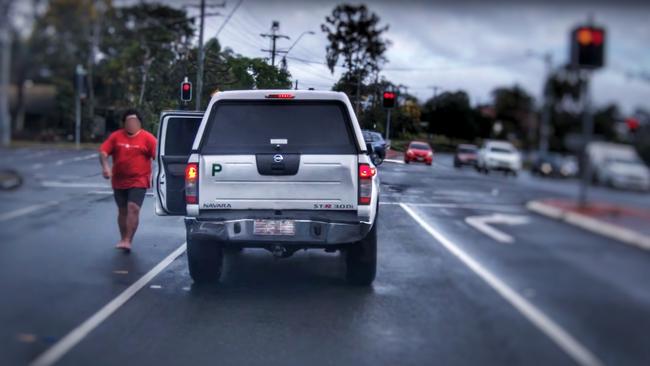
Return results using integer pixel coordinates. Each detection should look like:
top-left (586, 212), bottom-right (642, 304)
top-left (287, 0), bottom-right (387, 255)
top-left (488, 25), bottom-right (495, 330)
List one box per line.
top-left (492, 85), bottom-right (534, 146)
top-left (321, 4), bottom-right (390, 114)
top-left (423, 91), bottom-right (476, 140)
top-left (97, 3), bottom-right (195, 131)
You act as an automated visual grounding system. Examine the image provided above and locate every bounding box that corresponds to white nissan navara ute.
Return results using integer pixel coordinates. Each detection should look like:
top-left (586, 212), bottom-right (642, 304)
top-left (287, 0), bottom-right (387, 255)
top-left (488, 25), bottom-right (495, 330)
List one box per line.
top-left (154, 90), bottom-right (379, 285)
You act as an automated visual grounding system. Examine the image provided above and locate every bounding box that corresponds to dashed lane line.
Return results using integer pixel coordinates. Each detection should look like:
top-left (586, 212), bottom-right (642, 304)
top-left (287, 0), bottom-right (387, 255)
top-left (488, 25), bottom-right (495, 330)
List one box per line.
top-left (0, 201), bottom-right (61, 222)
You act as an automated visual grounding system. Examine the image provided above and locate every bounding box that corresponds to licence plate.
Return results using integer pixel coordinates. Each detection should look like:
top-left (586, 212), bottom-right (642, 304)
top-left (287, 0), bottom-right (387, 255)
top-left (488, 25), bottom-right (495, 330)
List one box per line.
top-left (253, 219), bottom-right (295, 236)
top-left (417, 157), bottom-right (424, 161)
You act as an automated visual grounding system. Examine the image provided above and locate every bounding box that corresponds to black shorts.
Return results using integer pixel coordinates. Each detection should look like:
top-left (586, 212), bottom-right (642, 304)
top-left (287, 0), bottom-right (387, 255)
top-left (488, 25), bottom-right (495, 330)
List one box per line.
top-left (113, 188), bottom-right (147, 208)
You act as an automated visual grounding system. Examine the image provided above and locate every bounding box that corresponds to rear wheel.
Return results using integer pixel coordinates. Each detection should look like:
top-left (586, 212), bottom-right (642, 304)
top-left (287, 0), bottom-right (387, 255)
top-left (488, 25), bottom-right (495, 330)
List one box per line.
top-left (187, 236), bottom-right (223, 284)
top-left (346, 223), bottom-right (377, 286)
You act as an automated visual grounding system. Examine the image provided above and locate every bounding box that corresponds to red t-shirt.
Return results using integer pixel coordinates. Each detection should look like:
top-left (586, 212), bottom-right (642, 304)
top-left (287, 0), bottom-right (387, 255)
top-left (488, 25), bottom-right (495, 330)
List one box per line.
top-left (100, 129), bottom-right (157, 189)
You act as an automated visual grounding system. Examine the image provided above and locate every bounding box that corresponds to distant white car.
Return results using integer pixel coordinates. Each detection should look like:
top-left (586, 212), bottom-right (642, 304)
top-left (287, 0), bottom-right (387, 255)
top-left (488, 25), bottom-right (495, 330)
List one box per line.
top-left (597, 157), bottom-right (650, 191)
top-left (587, 142), bottom-right (650, 191)
top-left (477, 140), bottom-right (522, 176)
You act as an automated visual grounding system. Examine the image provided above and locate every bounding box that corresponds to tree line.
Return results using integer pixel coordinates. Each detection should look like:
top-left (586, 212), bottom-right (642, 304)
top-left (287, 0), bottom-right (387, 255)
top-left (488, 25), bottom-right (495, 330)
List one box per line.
top-left (6, 0), bottom-right (645, 157)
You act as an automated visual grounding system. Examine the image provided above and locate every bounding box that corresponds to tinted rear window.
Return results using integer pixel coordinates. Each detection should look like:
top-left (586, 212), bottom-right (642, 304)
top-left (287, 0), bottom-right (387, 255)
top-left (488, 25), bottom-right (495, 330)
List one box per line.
top-left (201, 101), bottom-right (357, 154)
top-left (490, 147), bottom-right (513, 153)
top-left (410, 143), bottom-right (430, 150)
top-left (458, 146), bottom-right (477, 153)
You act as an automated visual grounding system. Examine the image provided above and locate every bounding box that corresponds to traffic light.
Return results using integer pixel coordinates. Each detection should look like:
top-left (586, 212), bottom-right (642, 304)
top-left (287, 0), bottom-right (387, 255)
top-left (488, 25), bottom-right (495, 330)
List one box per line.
top-left (180, 80), bottom-right (192, 102)
top-left (570, 25), bottom-right (605, 69)
top-left (383, 91), bottom-right (396, 108)
top-left (626, 117), bottom-right (639, 133)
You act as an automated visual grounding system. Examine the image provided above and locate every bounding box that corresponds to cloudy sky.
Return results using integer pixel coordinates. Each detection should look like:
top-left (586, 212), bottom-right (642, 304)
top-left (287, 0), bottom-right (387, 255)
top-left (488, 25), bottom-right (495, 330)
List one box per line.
top-left (183, 0), bottom-right (648, 114)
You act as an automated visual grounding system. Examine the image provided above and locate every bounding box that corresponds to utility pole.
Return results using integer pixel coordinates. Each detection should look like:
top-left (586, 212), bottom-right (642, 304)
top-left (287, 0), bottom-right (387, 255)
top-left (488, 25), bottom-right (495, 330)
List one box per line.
top-left (190, 0), bottom-right (225, 110)
top-left (429, 85), bottom-right (440, 100)
top-left (75, 65), bottom-right (87, 150)
top-left (294, 80), bottom-right (298, 90)
top-left (0, 2), bottom-right (11, 147)
top-left (196, 0), bottom-right (205, 111)
top-left (261, 21), bottom-right (290, 67)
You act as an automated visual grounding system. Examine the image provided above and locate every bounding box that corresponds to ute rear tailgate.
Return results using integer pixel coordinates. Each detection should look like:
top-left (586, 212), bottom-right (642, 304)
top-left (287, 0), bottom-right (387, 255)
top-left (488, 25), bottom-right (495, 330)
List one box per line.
top-left (199, 154), bottom-right (357, 210)
top-left (197, 99), bottom-right (360, 211)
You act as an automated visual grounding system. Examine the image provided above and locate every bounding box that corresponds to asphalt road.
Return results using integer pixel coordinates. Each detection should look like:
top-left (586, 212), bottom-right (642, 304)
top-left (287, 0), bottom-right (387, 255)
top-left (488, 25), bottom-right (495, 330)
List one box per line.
top-left (1, 147), bottom-right (649, 366)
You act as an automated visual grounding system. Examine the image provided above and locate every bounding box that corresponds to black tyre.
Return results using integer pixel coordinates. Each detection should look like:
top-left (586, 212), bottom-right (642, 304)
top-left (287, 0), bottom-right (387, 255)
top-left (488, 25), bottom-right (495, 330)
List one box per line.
top-left (345, 223), bottom-right (377, 286)
top-left (187, 236), bottom-right (223, 284)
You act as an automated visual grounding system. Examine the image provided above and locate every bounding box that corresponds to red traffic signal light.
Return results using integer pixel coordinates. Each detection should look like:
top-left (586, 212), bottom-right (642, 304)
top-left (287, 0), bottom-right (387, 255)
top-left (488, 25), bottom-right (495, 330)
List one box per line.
top-left (626, 117), bottom-right (639, 132)
top-left (383, 91), bottom-right (396, 108)
top-left (180, 80), bottom-right (192, 102)
top-left (571, 25), bottom-right (605, 69)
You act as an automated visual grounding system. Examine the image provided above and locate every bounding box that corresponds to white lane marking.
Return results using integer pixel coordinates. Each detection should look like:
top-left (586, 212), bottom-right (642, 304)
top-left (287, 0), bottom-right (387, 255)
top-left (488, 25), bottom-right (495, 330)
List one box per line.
top-left (465, 214), bottom-right (530, 244)
top-left (399, 203), bottom-right (603, 366)
top-left (30, 153), bottom-right (96, 170)
top-left (527, 201), bottom-right (650, 251)
top-left (30, 242), bottom-right (187, 366)
top-left (42, 181), bottom-right (109, 189)
top-left (87, 190), bottom-right (113, 195)
top-left (379, 201), bottom-right (520, 212)
top-left (0, 201), bottom-right (60, 222)
top-left (383, 159), bottom-right (404, 164)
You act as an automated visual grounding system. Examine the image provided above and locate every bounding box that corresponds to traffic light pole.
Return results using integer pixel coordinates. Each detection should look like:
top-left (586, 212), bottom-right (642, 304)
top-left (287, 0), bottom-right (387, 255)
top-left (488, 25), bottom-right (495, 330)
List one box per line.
top-left (385, 109), bottom-right (392, 142)
top-left (578, 71), bottom-right (593, 207)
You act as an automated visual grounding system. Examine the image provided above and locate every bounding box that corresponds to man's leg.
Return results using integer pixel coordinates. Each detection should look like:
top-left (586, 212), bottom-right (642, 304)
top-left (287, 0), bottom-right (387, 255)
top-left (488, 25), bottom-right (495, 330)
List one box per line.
top-left (124, 202), bottom-right (141, 247)
top-left (113, 189), bottom-right (130, 249)
top-left (118, 206), bottom-right (127, 241)
top-left (121, 188), bottom-right (146, 250)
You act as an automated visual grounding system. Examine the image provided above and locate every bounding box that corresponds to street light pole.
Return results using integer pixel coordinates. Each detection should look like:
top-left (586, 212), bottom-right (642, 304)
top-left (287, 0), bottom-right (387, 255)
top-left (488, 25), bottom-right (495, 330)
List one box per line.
top-left (527, 50), bottom-right (553, 154)
top-left (285, 31), bottom-right (315, 55)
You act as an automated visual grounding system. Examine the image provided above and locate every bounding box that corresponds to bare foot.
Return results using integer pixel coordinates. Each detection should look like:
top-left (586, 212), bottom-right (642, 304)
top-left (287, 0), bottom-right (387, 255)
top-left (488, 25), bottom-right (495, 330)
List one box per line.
top-left (115, 240), bottom-right (132, 253)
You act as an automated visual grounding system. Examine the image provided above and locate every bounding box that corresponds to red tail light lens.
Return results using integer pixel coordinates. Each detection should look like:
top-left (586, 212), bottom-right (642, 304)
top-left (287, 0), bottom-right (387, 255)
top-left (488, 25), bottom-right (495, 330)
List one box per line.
top-left (358, 163), bottom-right (375, 205)
top-left (185, 163), bottom-right (198, 204)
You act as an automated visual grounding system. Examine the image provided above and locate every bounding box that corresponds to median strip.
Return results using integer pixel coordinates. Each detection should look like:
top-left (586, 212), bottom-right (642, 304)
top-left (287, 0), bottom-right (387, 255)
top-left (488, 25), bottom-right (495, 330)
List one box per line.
top-left (527, 200), bottom-right (650, 251)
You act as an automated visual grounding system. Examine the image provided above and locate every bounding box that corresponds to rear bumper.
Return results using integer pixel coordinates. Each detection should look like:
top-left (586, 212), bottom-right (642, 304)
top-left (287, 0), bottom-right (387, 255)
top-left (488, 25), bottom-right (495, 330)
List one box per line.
top-left (185, 217), bottom-right (372, 246)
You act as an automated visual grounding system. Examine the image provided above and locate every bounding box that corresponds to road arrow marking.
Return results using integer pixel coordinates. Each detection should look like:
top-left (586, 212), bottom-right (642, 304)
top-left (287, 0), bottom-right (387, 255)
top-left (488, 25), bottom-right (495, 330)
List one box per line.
top-left (465, 213), bottom-right (530, 244)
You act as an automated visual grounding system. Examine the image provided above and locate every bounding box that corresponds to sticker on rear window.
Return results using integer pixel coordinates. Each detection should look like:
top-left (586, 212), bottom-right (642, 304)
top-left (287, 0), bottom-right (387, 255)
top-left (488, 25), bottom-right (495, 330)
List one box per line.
top-left (270, 138), bottom-right (288, 145)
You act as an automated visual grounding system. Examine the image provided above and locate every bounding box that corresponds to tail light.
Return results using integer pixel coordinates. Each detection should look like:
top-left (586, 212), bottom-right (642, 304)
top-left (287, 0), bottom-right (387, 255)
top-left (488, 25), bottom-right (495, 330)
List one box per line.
top-left (185, 163), bottom-right (198, 204)
top-left (358, 163), bottom-right (376, 205)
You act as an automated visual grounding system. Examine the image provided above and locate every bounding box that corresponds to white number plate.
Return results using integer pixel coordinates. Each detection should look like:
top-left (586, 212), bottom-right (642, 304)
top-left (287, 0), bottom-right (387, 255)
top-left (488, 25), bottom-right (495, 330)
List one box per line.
top-left (253, 219), bottom-right (295, 236)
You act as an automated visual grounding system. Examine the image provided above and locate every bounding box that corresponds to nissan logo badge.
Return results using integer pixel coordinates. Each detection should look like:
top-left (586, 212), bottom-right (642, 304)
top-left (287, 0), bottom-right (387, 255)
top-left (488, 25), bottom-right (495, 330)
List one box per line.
top-left (273, 154), bottom-right (284, 163)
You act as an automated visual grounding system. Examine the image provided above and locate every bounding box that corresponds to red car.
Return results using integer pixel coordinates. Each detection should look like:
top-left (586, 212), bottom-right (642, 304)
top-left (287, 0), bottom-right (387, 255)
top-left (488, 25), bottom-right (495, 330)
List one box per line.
top-left (404, 141), bottom-right (433, 165)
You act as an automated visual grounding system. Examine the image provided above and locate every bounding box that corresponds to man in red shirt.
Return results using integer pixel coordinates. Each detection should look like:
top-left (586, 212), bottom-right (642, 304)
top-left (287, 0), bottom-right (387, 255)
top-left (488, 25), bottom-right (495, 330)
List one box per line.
top-left (99, 109), bottom-right (157, 252)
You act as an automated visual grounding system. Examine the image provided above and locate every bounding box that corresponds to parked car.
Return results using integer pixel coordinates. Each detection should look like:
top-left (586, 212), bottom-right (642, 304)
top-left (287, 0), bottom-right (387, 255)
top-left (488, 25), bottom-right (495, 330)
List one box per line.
top-left (476, 140), bottom-right (521, 175)
top-left (587, 142), bottom-right (650, 191)
top-left (531, 153), bottom-right (578, 178)
top-left (404, 141), bottom-right (433, 165)
top-left (362, 130), bottom-right (387, 165)
top-left (454, 144), bottom-right (478, 168)
top-left (154, 90), bottom-right (380, 285)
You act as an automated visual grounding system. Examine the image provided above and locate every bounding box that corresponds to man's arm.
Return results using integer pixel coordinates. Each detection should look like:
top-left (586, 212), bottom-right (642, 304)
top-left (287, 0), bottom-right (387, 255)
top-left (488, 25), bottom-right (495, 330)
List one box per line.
top-left (99, 134), bottom-right (114, 179)
top-left (99, 152), bottom-right (112, 179)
